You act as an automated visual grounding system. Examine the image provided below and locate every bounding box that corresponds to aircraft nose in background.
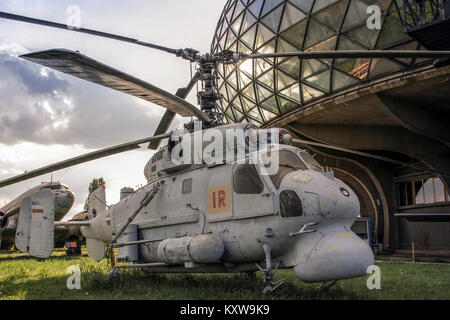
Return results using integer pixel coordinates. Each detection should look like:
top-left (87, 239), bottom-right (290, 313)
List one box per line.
top-left (54, 189), bottom-right (75, 220)
top-left (63, 190), bottom-right (75, 207)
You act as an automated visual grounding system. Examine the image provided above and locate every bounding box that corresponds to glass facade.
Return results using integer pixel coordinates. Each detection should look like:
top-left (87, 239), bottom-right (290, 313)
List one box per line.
top-left (211, 0), bottom-right (431, 126)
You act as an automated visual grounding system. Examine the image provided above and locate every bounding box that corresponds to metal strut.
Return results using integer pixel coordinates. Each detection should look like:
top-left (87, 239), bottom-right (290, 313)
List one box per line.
top-left (108, 182), bottom-right (161, 272)
top-left (255, 244), bottom-right (285, 294)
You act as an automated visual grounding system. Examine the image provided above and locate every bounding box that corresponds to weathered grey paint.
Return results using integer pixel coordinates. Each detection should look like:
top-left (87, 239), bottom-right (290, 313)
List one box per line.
top-left (76, 138), bottom-right (373, 283)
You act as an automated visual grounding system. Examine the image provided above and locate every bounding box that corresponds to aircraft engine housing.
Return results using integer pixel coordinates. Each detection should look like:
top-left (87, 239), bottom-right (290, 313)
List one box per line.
top-left (120, 187), bottom-right (134, 200)
top-left (157, 234), bottom-right (224, 264)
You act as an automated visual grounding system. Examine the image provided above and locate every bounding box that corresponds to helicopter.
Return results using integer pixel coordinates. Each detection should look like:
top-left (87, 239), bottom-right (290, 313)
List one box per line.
top-left (1, 9), bottom-right (450, 293)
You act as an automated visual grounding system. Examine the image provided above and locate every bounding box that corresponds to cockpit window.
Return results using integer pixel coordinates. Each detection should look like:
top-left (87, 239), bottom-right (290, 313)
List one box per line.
top-left (261, 150), bottom-right (307, 189)
top-left (299, 151), bottom-right (322, 172)
top-left (280, 190), bottom-right (303, 217)
top-left (279, 150), bottom-right (308, 170)
top-left (233, 164), bottom-right (264, 194)
top-left (43, 185), bottom-right (61, 190)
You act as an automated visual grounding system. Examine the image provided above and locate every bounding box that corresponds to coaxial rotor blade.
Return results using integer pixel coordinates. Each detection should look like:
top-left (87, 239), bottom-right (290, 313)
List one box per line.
top-left (239, 50), bottom-right (450, 61)
top-left (292, 138), bottom-right (450, 178)
top-left (0, 11), bottom-right (179, 55)
top-left (0, 133), bottom-right (170, 189)
top-left (148, 70), bottom-right (202, 150)
top-left (20, 49), bottom-right (210, 121)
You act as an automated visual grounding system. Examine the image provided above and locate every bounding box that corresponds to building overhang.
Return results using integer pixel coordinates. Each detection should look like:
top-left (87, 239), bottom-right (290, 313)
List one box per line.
top-left (264, 64), bottom-right (450, 129)
top-left (394, 213), bottom-right (450, 222)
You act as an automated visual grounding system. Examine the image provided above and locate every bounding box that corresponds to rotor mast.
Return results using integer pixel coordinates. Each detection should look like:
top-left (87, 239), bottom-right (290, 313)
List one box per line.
top-left (175, 49), bottom-right (227, 130)
top-left (197, 54), bottom-right (223, 128)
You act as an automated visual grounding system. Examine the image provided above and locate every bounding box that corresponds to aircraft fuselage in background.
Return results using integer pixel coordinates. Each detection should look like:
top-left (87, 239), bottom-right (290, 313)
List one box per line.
top-left (0, 182), bottom-right (75, 243)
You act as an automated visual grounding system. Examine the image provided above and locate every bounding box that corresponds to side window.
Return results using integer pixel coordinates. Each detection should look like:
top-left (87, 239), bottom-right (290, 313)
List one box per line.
top-left (182, 178), bottom-right (192, 194)
top-left (233, 164), bottom-right (264, 194)
top-left (280, 190), bottom-right (303, 217)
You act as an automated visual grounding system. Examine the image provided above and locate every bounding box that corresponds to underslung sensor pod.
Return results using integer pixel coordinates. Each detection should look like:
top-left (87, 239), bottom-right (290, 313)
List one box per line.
top-left (157, 234), bottom-right (224, 264)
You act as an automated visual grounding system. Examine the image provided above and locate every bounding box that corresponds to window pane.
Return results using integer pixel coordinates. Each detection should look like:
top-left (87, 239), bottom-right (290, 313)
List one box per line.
top-left (415, 180), bottom-right (424, 204)
top-left (375, 16), bottom-right (411, 49)
top-left (279, 150), bottom-right (308, 170)
top-left (302, 83), bottom-right (325, 102)
top-left (279, 58), bottom-right (301, 78)
top-left (304, 69), bottom-right (331, 92)
top-left (261, 4), bottom-right (284, 32)
top-left (406, 182), bottom-right (413, 205)
top-left (241, 24), bottom-right (257, 48)
top-left (299, 151), bottom-right (322, 171)
top-left (261, 96), bottom-right (280, 113)
top-left (280, 83), bottom-right (301, 102)
top-left (233, 164), bottom-right (264, 194)
top-left (261, 0), bottom-right (284, 17)
top-left (304, 19), bottom-right (335, 49)
top-left (280, 190), bottom-right (303, 217)
top-left (313, 0), bottom-right (348, 31)
top-left (44, 185), bottom-right (60, 190)
top-left (182, 178), bottom-right (192, 194)
top-left (278, 96), bottom-right (298, 113)
top-left (270, 166), bottom-right (295, 189)
top-left (261, 149), bottom-right (307, 188)
top-left (248, 0), bottom-right (263, 17)
top-left (434, 178), bottom-right (445, 202)
top-left (280, 3), bottom-right (306, 33)
top-left (423, 178), bottom-right (434, 204)
top-left (280, 19), bottom-right (308, 49)
top-left (290, 0), bottom-right (314, 13)
top-left (398, 182), bottom-right (407, 206)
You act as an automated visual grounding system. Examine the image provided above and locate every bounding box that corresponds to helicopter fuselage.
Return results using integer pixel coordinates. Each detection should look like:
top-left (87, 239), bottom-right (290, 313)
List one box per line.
top-left (81, 141), bottom-right (374, 283)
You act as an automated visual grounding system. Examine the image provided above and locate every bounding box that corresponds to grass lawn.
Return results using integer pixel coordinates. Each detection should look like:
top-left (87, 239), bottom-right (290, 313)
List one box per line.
top-left (1, 249), bottom-right (449, 300)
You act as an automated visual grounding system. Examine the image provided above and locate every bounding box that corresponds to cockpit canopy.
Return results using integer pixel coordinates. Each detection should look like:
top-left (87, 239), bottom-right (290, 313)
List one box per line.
top-left (41, 182), bottom-right (69, 191)
top-left (261, 149), bottom-right (323, 189)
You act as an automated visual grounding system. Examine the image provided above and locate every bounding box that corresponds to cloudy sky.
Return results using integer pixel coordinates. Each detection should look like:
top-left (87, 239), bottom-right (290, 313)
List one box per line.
top-left (0, 0), bottom-right (226, 218)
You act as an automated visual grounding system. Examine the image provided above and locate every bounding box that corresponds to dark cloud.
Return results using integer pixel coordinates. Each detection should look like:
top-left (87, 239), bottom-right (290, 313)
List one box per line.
top-left (0, 48), bottom-right (184, 148)
top-left (0, 51), bottom-right (69, 94)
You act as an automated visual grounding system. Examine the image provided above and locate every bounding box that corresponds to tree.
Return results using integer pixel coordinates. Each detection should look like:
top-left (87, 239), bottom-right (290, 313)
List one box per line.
top-left (84, 177), bottom-right (106, 211)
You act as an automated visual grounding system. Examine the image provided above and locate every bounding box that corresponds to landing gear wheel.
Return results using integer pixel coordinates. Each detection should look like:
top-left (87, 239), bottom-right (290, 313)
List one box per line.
top-left (256, 244), bottom-right (285, 294)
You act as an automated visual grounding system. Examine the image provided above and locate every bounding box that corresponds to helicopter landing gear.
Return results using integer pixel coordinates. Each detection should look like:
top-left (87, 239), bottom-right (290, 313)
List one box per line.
top-left (107, 246), bottom-right (122, 282)
top-left (107, 268), bottom-right (122, 282)
top-left (256, 244), bottom-right (285, 294)
top-left (314, 280), bottom-right (338, 293)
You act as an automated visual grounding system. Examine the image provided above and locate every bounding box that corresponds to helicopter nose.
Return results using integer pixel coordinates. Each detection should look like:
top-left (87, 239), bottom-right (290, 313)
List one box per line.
top-left (294, 230), bottom-right (374, 282)
top-left (319, 180), bottom-right (360, 219)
